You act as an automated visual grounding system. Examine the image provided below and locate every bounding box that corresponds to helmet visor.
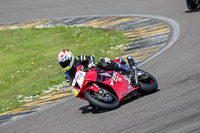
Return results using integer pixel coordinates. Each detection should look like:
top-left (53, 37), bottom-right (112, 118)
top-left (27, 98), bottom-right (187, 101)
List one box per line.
top-left (59, 59), bottom-right (70, 68)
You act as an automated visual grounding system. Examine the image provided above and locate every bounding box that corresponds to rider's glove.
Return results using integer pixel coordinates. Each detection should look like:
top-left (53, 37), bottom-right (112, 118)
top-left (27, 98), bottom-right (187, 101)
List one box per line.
top-left (88, 61), bottom-right (96, 68)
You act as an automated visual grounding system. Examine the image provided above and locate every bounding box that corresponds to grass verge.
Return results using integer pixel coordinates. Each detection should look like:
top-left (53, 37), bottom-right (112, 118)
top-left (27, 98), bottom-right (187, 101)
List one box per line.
top-left (0, 26), bottom-right (128, 113)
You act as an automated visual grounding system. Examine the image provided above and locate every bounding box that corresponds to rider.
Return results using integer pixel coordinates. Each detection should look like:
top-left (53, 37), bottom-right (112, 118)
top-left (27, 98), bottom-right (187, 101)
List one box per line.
top-left (57, 49), bottom-right (130, 84)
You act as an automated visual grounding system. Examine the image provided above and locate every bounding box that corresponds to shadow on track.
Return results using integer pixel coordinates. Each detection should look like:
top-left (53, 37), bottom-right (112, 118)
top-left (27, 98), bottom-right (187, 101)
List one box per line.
top-left (185, 6), bottom-right (200, 13)
top-left (79, 89), bottom-right (160, 114)
top-left (79, 105), bottom-right (112, 114)
top-left (121, 88), bottom-right (160, 105)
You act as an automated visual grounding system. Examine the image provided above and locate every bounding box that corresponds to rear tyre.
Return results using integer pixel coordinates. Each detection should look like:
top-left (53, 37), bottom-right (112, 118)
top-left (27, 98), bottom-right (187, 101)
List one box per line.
top-left (186, 0), bottom-right (199, 9)
top-left (84, 89), bottom-right (120, 110)
top-left (138, 70), bottom-right (158, 94)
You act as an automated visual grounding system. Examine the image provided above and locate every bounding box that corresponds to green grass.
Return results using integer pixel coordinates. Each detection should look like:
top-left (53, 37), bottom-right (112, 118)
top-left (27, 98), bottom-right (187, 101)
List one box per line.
top-left (0, 26), bottom-right (128, 113)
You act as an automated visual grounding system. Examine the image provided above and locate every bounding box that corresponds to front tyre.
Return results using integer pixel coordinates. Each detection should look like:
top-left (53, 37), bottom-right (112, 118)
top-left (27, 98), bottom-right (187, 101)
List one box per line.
top-left (84, 89), bottom-right (120, 110)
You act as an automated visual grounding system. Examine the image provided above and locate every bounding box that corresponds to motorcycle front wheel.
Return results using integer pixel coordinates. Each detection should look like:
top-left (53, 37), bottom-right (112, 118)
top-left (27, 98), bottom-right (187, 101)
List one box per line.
top-left (84, 89), bottom-right (120, 110)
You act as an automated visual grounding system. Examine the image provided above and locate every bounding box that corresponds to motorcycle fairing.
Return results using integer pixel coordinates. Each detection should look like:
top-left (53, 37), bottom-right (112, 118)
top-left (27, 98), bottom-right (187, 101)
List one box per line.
top-left (71, 66), bottom-right (138, 102)
top-left (96, 71), bottom-right (113, 83)
top-left (72, 71), bottom-right (86, 88)
top-left (109, 72), bottom-right (138, 102)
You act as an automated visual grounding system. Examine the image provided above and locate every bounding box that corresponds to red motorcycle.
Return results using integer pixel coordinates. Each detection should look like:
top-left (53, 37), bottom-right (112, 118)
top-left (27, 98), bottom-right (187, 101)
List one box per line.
top-left (71, 56), bottom-right (158, 110)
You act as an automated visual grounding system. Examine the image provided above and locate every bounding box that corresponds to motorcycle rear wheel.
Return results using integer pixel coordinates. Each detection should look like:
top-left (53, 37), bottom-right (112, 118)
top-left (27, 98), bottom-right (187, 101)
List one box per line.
top-left (138, 70), bottom-right (158, 94)
top-left (186, 0), bottom-right (199, 9)
top-left (84, 89), bottom-right (120, 110)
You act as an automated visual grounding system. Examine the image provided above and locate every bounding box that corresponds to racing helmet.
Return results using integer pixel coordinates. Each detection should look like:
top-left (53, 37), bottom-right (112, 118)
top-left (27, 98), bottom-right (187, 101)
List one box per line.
top-left (57, 49), bottom-right (76, 82)
top-left (57, 49), bottom-right (75, 70)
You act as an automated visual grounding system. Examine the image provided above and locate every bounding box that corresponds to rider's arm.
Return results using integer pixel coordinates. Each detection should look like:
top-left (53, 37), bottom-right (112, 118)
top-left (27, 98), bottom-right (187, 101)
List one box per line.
top-left (97, 57), bottom-right (120, 70)
top-left (64, 72), bottom-right (72, 85)
top-left (76, 55), bottom-right (95, 63)
top-left (75, 55), bottom-right (95, 68)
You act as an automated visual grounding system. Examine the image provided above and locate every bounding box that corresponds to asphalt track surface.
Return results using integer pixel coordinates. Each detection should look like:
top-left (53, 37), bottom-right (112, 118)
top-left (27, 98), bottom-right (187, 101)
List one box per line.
top-left (0, 0), bottom-right (200, 133)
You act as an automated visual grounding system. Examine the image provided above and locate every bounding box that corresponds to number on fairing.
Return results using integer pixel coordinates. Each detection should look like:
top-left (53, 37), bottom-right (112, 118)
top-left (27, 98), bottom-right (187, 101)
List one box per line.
top-left (75, 71), bottom-right (86, 87)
